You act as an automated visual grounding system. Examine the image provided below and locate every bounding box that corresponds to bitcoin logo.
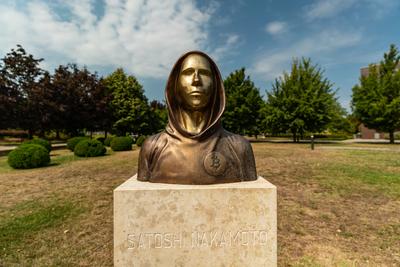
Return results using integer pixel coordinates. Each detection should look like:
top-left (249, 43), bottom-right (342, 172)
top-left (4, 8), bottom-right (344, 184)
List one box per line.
top-left (203, 152), bottom-right (226, 176)
top-left (210, 153), bottom-right (220, 170)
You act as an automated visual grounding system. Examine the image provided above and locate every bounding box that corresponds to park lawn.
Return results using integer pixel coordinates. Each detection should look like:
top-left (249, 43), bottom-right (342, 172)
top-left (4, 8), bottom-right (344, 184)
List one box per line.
top-left (0, 144), bottom-right (399, 266)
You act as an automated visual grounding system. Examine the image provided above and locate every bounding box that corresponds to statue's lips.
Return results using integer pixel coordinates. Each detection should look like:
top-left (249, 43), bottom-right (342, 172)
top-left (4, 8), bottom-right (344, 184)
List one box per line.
top-left (189, 91), bottom-right (204, 96)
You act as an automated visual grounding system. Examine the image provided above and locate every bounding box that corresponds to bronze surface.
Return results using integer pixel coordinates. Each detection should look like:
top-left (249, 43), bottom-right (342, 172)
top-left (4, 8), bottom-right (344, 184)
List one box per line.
top-left (137, 51), bottom-right (257, 184)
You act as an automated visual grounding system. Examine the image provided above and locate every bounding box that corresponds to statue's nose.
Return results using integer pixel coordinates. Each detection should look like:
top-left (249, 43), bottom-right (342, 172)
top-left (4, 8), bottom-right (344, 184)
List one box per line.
top-left (191, 70), bottom-right (201, 86)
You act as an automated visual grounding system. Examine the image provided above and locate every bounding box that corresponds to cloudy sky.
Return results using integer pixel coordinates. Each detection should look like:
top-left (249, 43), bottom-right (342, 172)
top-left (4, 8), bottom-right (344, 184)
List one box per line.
top-left (1, 0), bottom-right (399, 109)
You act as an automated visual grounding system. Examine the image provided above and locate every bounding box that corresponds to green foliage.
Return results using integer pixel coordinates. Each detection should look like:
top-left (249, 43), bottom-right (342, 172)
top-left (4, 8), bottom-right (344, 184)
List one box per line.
top-left (74, 139), bottom-right (106, 157)
top-left (110, 136), bottom-right (133, 151)
top-left (104, 68), bottom-right (153, 136)
top-left (96, 137), bottom-right (106, 144)
top-left (104, 136), bottom-right (113, 147)
top-left (67, 137), bottom-right (88, 151)
top-left (149, 100), bottom-right (168, 132)
top-left (263, 58), bottom-right (337, 142)
top-left (136, 135), bottom-right (146, 147)
top-left (22, 138), bottom-right (52, 152)
top-left (0, 45), bottom-right (45, 135)
top-left (8, 144), bottom-right (50, 169)
top-left (352, 44), bottom-right (400, 143)
top-left (223, 68), bottom-right (264, 136)
top-left (326, 102), bottom-right (353, 135)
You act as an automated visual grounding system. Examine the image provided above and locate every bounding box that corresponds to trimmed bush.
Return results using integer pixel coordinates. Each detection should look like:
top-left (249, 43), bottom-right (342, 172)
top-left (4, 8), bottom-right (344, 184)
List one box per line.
top-left (22, 138), bottom-right (51, 152)
top-left (74, 139), bottom-right (106, 157)
top-left (111, 136), bottom-right (133, 151)
top-left (67, 137), bottom-right (88, 151)
top-left (136, 135), bottom-right (146, 147)
top-left (8, 144), bottom-right (50, 169)
top-left (104, 137), bottom-right (113, 147)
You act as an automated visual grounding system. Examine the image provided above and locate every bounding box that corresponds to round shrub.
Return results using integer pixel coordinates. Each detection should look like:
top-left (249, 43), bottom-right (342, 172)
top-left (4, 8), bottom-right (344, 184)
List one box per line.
top-left (67, 137), bottom-right (88, 151)
top-left (23, 138), bottom-right (51, 152)
top-left (111, 136), bottom-right (133, 151)
top-left (136, 135), bottom-right (146, 147)
top-left (104, 137), bottom-right (113, 147)
top-left (8, 144), bottom-right (50, 169)
top-left (74, 139), bottom-right (106, 157)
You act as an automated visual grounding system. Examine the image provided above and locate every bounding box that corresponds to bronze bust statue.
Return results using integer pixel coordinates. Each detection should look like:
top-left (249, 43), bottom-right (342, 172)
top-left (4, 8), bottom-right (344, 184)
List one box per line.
top-left (138, 51), bottom-right (257, 184)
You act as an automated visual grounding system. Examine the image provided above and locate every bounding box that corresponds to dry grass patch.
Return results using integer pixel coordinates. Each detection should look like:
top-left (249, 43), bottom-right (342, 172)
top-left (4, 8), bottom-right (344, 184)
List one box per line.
top-left (0, 144), bottom-right (399, 266)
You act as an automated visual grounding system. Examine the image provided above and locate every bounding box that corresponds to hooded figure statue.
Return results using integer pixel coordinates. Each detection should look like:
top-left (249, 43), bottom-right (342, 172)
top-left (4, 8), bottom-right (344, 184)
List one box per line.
top-left (138, 51), bottom-right (257, 184)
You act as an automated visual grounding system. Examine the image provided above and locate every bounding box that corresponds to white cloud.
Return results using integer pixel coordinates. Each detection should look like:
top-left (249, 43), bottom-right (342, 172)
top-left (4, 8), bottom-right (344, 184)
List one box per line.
top-left (209, 34), bottom-right (240, 61)
top-left (0, 0), bottom-right (235, 78)
top-left (251, 29), bottom-right (363, 80)
top-left (304, 0), bottom-right (357, 20)
top-left (304, 0), bottom-right (399, 20)
top-left (265, 21), bottom-right (287, 35)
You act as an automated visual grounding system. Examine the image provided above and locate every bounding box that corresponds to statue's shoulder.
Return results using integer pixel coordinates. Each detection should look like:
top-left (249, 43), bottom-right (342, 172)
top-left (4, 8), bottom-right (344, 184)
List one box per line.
top-left (140, 132), bottom-right (168, 153)
top-left (221, 130), bottom-right (252, 153)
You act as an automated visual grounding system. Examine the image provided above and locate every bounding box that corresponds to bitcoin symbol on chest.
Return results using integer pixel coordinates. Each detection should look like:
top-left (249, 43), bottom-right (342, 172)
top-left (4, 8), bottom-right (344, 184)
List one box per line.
top-left (203, 152), bottom-right (226, 176)
top-left (210, 154), bottom-right (220, 169)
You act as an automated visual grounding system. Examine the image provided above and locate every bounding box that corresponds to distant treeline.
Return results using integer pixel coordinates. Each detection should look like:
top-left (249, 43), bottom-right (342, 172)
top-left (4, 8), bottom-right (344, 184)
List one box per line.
top-left (2, 44), bottom-right (398, 142)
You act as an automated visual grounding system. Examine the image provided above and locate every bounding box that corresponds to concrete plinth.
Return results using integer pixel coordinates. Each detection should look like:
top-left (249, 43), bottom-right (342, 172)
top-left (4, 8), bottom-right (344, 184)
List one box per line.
top-left (114, 175), bottom-right (277, 267)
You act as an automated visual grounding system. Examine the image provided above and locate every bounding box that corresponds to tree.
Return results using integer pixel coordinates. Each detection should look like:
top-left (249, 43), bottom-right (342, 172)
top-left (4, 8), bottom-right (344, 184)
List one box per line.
top-left (149, 100), bottom-right (168, 133)
top-left (0, 45), bottom-right (45, 136)
top-left (104, 68), bottom-right (152, 136)
top-left (52, 64), bottom-right (105, 136)
top-left (263, 58), bottom-right (336, 142)
top-left (222, 68), bottom-right (264, 136)
top-left (326, 101), bottom-right (353, 136)
top-left (352, 44), bottom-right (400, 143)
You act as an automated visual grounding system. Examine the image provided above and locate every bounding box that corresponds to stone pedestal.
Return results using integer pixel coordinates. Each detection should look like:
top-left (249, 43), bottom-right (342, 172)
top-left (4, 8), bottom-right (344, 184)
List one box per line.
top-left (114, 175), bottom-right (277, 267)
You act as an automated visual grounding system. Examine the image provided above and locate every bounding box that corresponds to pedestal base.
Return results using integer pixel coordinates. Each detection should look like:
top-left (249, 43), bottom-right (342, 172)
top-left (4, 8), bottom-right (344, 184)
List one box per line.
top-left (114, 175), bottom-right (277, 267)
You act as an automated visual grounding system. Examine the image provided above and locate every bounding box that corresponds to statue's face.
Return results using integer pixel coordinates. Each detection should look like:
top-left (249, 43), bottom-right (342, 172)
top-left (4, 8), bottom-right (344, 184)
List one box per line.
top-left (178, 54), bottom-right (214, 110)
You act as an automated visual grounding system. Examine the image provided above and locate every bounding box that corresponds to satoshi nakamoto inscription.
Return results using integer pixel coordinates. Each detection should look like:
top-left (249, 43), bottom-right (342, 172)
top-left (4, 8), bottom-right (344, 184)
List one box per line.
top-left (127, 230), bottom-right (268, 250)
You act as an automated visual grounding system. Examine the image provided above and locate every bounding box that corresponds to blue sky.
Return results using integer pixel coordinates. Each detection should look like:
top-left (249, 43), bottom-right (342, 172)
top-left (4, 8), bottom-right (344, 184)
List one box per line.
top-left (1, 0), bottom-right (399, 110)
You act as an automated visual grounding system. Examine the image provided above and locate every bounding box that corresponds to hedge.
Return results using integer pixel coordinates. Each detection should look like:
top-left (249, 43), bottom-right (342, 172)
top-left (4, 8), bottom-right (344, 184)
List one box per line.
top-left (110, 136), bottom-right (133, 151)
top-left (22, 138), bottom-right (52, 152)
top-left (67, 137), bottom-right (88, 151)
top-left (8, 144), bottom-right (50, 169)
top-left (74, 139), bottom-right (106, 157)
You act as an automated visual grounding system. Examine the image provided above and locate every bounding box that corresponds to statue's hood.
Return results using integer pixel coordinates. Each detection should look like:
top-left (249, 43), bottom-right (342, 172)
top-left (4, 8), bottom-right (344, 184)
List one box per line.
top-left (165, 51), bottom-right (225, 140)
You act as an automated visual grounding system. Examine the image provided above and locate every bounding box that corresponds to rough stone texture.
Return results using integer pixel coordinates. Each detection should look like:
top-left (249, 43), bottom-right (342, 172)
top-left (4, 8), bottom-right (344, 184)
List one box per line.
top-left (114, 175), bottom-right (277, 267)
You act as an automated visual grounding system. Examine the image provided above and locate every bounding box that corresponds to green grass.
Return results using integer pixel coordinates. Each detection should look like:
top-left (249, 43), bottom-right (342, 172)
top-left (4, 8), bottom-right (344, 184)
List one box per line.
top-left (0, 199), bottom-right (84, 260)
top-left (314, 150), bottom-right (400, 197)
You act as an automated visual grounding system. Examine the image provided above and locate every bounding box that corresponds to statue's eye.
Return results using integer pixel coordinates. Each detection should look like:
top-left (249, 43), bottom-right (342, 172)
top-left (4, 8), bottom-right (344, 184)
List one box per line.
top-left (199, 69), bottom-right (211, 76)
top-left (181, 68), bottom-right (195, 75)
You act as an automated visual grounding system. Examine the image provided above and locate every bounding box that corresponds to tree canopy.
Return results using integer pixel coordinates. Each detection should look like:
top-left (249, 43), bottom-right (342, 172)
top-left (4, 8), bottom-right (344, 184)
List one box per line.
top-left (222, 68), bottom-right (264, 136)
top-left (0, 45), bottom-right (46, 136)
top-left (104, 68), bottom-right (153, 136)
top-left (352, 44), bottom-right (400, 143)
top-left (263, 58), bottom-right (337, 142)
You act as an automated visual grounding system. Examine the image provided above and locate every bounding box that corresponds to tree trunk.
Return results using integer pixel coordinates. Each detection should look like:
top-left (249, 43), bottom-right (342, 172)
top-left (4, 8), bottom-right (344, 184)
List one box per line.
top-left (56, 130), bottom-right (60, 140)
top-left (389, 131), bottom-right (395, 144)
top-left (105, 131), bottom-right (108, 138)
top-left (38, 129), bottom-right (45, 138)
top-left (28, 129), bottom-right (34, 139)
top-left (292, 130), bottom-right (297, 143)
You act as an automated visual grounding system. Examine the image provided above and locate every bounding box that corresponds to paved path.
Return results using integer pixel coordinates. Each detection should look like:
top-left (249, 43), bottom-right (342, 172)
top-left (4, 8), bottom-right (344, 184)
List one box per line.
top-left (0, 143), bottom-right (67, 155)
top-left (317, 146), bottom-right (400, 152)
